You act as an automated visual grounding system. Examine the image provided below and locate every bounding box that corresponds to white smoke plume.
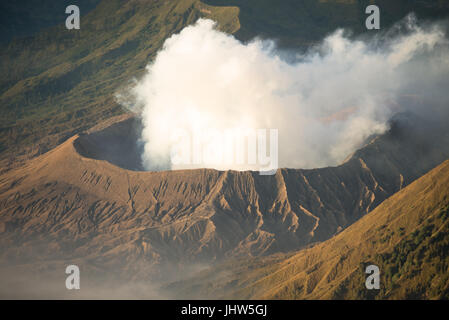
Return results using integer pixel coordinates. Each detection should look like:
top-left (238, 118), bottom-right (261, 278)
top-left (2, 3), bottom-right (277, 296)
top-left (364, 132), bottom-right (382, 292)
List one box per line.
top-left (119, 17), bottom-right (449, 171)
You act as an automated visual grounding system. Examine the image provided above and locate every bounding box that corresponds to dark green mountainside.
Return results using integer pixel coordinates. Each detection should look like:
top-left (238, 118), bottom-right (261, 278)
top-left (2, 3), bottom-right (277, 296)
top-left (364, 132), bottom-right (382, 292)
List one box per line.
top-left (0, 0), bottom-right (239, 168)
top-left (205, 0), bottom-right (449, 46)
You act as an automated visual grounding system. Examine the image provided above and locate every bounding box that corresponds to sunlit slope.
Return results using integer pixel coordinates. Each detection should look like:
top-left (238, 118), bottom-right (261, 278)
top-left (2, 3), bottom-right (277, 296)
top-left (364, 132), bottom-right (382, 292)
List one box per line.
top-left (0, 0), bottom-right (239, 163)
top-left (169, 159), bottom-right (449, 299)
top-left (204, 0), bottom-right (449, 47)
top-left (0, 112), bottom-right (448, 287)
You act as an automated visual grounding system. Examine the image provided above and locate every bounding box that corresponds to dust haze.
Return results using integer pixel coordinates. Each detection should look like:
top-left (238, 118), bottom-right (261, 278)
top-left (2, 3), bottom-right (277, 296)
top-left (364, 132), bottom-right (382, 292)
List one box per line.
top-left (0, 260), bottom-right (210, 299)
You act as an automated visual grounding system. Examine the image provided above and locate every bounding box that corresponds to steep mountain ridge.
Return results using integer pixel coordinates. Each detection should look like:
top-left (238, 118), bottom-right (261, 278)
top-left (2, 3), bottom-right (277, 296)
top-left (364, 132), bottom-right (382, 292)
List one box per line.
top-left (3, 0), bottom-right (448, 171)
top-left (1, 112), bottom-right (448, 293)
top-left (0, 0), bottom-right (240, 167)
top-left (167, 158), bottom-right (449, 299)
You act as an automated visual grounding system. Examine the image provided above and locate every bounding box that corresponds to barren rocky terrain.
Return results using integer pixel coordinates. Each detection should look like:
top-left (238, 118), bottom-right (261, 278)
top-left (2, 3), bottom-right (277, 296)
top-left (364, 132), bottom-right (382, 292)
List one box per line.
top-left (0, 112), bottom-right (448, 298)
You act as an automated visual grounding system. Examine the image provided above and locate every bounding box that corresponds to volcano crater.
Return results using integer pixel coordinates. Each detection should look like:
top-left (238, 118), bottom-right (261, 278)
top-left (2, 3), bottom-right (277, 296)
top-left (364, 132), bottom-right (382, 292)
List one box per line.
top-left (74, 115), bottom-right (145, 171)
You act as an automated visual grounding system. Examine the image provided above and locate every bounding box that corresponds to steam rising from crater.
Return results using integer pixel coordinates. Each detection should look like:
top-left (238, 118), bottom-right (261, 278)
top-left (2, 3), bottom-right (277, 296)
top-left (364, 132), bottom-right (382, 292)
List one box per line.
top-left (118, 17), bottom-right (449, 171)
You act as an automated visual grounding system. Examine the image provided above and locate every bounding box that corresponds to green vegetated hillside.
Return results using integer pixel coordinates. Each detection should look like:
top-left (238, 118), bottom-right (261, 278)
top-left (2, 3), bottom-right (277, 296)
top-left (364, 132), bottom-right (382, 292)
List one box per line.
top-left (0, 0), bottom-right (240, 167)
top-left (166, 159), bottom-right (449, 299)
top-left (333, 206), bottom-right (449, 299)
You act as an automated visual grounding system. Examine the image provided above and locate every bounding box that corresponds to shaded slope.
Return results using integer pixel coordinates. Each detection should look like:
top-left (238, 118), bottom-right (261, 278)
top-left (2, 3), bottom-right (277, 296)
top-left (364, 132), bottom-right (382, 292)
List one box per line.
top-left (205, 0), bottom-right (449, 47)
top-left (74, 115), bottom-right (144, 171)
top-left (167, 159), bottom-right (449, 299)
